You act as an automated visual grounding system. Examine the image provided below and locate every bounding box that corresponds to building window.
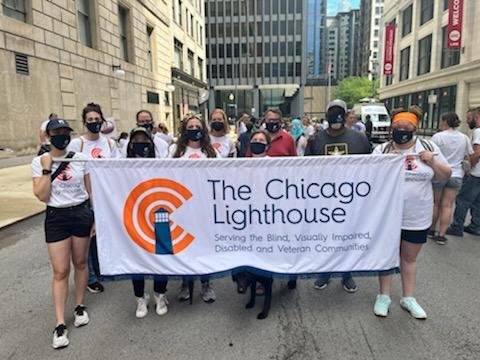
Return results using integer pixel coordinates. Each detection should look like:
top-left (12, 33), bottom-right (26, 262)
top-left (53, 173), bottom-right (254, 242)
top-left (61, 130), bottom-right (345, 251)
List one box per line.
top-left (256, 43), bottom-right (263, 57)
top-left (2, 0), bottom-right (26, 22)
top-left (400, 46), bottom-right (410, 81)
top-left (176, 0), bottom-right (182, 25)
top-left (187, 50), bottom-right (194, 76)
top-left (190, 14), bottom-right (194, 36)
top-left (209, 1), bottom-right (215, 17)
top-left (226, 44), bottom-right (232, 57)
top-left (174, 38), bottom-right (183, 69)
top-left (118, 5), bottom-right (131, 62)
top-left (385, 75), bottom-right (393, 86)
top-left (443, 0), bottom-right (448, 11)
top-left (264, 42), bottom-right (270, 56)
top-left (417, 34), bottom-right (432, 76)
top-left (77, 0), bottom-right (93, 47)
top-left (402, 5), bottom-right (412, 37)
top-left (420, 0), bottom-right (434, 26)
top-left (234, 43), bottom-right (239, 57)
top-left (164, 91), bottom-right (170, 106)
top-left (198, 57), bottom-right (203, 80)
top-left (199, 25), bottom-right (203, 45)
top-left (280, 0), bottom-right (286, 14)
top-left (441, 26), bottom-right (460, 69)
top-left (296, 0), bottom-right (302, 13)
top-left (146, 26), bottom-right (154, 72)
top-left (264, 63), bottom-right (271, 77)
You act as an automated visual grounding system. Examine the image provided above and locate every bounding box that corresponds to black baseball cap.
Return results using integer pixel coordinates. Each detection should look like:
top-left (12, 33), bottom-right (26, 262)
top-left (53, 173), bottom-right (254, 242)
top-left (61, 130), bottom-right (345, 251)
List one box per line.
top-left (46, 119), bottom-right (74, 132)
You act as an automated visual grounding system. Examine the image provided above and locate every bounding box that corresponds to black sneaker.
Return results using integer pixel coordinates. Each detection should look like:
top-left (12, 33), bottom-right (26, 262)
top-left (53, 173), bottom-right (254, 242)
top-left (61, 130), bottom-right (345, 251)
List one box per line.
top-left (87, 281), bottom-right (104, 294)
top-left (313, 277), bottom-right (330, 290)
top-left (52, 324), bottom-right (69, 349)
top-left (434, 235), bottom-right (448, 245)
top-left (342, 277), bottom-right (358, 293)
top-left (446, 227), bottom-right (463, 237)
top-left (427, 229), bottom-right (436, 238)
top-left (464, 226), bottom-right (480, 236)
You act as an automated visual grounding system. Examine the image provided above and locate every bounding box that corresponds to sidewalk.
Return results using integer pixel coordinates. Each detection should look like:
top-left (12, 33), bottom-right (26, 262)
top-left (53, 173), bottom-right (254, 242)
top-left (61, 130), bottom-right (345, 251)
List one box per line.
top-left (0, 154), bottom-right (44, 228)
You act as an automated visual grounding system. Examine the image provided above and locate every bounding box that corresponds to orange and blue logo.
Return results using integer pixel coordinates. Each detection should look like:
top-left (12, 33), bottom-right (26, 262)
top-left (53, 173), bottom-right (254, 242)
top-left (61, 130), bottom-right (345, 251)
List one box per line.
top-left (123, 178), bottom-right (194, 255)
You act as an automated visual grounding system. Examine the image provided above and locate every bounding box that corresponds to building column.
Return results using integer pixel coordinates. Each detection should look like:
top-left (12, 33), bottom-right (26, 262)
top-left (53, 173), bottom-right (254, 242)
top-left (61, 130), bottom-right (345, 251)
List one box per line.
top-left (253, 87), bottom-right (260, 118)
top-left (456, 80), bottom-right (469, 132)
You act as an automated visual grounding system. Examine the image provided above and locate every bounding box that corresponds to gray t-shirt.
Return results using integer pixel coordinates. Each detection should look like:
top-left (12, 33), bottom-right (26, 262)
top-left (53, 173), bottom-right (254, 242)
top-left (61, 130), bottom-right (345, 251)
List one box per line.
top-left (305, 127), bottom-right (371, 156)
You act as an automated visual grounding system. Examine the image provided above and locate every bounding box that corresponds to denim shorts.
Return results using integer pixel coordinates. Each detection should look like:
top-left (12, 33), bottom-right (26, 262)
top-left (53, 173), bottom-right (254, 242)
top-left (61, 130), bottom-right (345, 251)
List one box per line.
top-left (432, 177), bottom-right (463, 190)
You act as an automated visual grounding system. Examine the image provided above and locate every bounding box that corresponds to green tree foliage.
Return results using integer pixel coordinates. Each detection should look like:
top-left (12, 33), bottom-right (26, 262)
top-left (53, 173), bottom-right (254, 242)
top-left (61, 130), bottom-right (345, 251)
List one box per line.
top-left (332, 77), bottom-right (380, 108)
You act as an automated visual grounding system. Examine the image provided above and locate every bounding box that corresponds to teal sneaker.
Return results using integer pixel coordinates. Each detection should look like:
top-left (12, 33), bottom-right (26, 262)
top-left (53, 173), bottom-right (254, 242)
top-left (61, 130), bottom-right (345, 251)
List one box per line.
top-left (373, 294), bottom-right (391, 317)
top-left (400, 297), bottom-right (427, 319)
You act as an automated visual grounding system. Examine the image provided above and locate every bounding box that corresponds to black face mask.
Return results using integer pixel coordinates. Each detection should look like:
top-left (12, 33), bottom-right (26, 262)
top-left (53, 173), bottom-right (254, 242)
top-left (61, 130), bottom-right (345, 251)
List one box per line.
top-left (266, 122), bottom-right (281, 133)
top-left (138, 123), bottom-right (154, 133)
top-left (50, 134), bottom-right (71, 150)
top-left (250, 142), bottom-right (267, 155)
top-left (211, 122), bottom-right (224, 132)
top-left (468, 121), bottom-right (476, 130)
top-left (186, 129), bottom-right (203, 141)
top-left (392, 129), bottom-right (414, 144)
top-left (327, 112), bottom-right (345, 130)
top-left (131, 142), bottom-right (153, 157)
top-left (86, 121), bottom-right (103, 134)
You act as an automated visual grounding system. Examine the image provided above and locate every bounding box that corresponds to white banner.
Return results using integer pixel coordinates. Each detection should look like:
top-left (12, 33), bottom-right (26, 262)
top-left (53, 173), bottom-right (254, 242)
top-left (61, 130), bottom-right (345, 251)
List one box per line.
top-left (89, 155), bottom-right (404, 277)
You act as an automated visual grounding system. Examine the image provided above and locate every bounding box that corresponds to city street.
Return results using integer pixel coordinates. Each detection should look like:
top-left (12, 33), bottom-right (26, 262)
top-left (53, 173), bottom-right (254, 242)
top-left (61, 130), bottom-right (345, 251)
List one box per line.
top-left (1, 214), bottom-right (479, 360)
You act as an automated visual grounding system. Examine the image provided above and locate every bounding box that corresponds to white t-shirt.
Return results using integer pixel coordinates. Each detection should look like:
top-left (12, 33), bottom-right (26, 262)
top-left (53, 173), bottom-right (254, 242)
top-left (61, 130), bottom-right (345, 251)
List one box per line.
top-left (304, 125), bottom-right (315, 138)
top-left (432, 129), bottom-right (473, 178)
top-left (120, 135), bottom-right (168, 158)
top-left (210, 135), bottom-right (236, 158)
top-left (352, 121), bottom-right (366, 133)
top-left (296, 135), bottom-right (307, 156)
top-left (68, 135), bottom-right (120, 159)
top-left (168, 144), bottom-right (219, 159)
top-left (374, 139), bottom-right (449, 230)
top-left (155, 132), bottom-right (173, 145)
top-left (32, 152), bottom-right (90, 208)
top-left (470, 128), bottom-right (480, 177)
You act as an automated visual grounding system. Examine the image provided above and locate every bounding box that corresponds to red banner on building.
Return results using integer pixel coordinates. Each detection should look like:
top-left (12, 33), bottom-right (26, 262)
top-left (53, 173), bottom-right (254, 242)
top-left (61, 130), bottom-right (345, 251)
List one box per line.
top-left (447, 0), bottom-right (463, 48)
top-left (383, 24), bottom-right (395, 76)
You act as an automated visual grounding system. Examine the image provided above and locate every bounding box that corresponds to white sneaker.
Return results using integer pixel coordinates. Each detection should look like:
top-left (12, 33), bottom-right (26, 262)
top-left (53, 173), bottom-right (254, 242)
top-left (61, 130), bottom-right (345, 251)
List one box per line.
top-left (154, 293), bottom-right (169, 315)
top-left (400, 297), bottom-right (427, 319)
top-left (52, 324), bottom-right (69, 349)
top-left (200, 281), bottom-right (216, 303)
top-left (73, 305), bottom-right (89, 327)
top-left (135, 294), bottom-right (150, 318)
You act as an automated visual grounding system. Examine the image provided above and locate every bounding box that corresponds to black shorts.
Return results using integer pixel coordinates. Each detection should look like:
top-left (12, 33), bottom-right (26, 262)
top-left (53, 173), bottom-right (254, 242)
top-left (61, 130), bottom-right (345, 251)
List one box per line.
top-left (45, 201), bottom-right (94, 243)
top-left (401, 229), bottom-right (429, 244)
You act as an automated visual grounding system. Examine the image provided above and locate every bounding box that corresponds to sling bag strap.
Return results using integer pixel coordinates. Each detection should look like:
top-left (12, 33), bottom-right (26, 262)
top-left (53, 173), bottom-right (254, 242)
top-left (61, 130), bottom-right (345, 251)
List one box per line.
top-left (50, 151), bottom-right (75, 182)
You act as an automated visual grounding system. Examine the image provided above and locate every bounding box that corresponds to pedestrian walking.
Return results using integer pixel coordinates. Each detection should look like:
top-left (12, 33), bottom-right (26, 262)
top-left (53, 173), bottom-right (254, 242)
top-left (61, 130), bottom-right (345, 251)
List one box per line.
top-left (209, 109), bottom-right (237, 158)
top-left (372, 110), bottom-right (451, 319)
top-left (32, 119), bottom-right (94, 349)
top-left (305, 99), bottom-right (371, 293)
top-left (430, 112), bottom-right (473, 245)
top-left (169, 114), bottom-right (218, 302)
top-left (126, 127), bottom-right (169, 318)
top-left (68, 103), bottom-right (120, 294)
top-left (447, 107), bottom-right (480, 237)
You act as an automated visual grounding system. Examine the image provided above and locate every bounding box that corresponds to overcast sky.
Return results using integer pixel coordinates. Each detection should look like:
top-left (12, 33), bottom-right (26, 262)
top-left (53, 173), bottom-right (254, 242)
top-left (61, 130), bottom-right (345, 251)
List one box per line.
top-left (327, 0), bottom-right (360, 16)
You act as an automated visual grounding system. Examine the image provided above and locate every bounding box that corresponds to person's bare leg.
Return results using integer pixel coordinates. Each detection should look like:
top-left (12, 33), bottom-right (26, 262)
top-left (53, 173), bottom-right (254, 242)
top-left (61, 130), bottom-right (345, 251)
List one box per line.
top-left (400, 241), bottom-right (423, 297)
top-left (71, 236), bottom-right (90, 306)
top-left (439, 188), bottom-right (459, 236)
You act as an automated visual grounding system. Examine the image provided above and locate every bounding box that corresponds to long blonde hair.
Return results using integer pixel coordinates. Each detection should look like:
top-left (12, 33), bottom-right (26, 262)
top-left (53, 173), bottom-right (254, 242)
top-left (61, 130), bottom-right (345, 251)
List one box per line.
top-left (209, 108), bottom-right (229, 136)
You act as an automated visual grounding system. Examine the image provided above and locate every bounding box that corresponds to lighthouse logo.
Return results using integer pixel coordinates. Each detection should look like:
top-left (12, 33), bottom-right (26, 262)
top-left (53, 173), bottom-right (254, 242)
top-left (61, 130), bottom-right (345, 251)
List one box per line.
top-left (123, 178), bottom-right (194, 254)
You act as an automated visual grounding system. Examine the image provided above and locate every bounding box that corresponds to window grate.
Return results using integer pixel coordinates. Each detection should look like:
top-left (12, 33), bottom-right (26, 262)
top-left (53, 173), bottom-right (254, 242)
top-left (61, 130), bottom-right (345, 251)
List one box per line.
top-left (15, 53), bottom-right (29, 75)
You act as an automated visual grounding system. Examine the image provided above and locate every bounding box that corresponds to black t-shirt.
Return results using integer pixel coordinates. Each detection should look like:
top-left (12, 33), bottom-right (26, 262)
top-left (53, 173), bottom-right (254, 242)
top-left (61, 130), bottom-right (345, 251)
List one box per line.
top-left (304, 127), bottom-right (371, 156)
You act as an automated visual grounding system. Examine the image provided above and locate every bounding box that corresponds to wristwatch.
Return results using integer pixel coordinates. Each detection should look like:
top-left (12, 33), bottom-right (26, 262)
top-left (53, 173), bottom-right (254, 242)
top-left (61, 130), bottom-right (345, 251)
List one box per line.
top-left (42, 169), bottom-right (52, 175)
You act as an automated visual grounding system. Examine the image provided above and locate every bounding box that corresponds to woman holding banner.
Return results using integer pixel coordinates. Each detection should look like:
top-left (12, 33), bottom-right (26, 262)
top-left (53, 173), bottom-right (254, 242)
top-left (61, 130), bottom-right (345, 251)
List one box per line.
top-left (32, 119), bottom-right (94, 349)
top-left (209, 108), bottom-right (237, 158)
top-left (127, 127), bottom-right (169, 318)
top-left (169, 114), bottom-right (218, 302)
top-left (372, 110), bottom-right (451, 319)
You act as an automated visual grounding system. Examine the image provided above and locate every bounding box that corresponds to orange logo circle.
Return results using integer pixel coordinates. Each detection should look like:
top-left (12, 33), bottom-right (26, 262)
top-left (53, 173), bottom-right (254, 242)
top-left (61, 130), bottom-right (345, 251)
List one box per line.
top-left (123, 178), bottom-right (194, 254)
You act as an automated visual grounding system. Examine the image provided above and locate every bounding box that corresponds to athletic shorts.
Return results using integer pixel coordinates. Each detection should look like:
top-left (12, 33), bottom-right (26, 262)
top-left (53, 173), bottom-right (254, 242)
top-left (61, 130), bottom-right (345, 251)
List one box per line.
top-left (432, 177), bottom-right (462, 190)
top-left (45, 200), bottom-right (94, 243)
top-left (401, 229), bottom-right (429, 244)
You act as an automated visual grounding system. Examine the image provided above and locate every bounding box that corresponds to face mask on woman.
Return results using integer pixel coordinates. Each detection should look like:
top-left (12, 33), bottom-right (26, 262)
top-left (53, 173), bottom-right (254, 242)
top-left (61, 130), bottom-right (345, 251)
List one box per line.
top-left (392, 129), bottom-right (414, 144)
top-left (86, 121), bottom-right (103, 134)
top-left (50, 135), bottom-right (71, 149)
top-left (132, 142), bottom-right (153, 157)
top-left (186, 129), bottom-right (203, 141)
top-left (250, 142), bottom-right (267, 155)
top-left (211, 122), bottom-right (224, 132)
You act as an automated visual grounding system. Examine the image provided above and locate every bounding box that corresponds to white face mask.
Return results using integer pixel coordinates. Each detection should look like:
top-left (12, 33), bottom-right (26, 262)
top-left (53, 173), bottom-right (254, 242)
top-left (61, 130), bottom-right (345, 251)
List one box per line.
top-left (330, 123), bottom-right (343, 130)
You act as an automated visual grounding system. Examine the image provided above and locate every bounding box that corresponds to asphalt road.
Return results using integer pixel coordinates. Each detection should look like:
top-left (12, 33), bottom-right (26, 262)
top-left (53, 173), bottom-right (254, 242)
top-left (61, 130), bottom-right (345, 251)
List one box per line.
top-left (1, 214), bottom-right (479, 360)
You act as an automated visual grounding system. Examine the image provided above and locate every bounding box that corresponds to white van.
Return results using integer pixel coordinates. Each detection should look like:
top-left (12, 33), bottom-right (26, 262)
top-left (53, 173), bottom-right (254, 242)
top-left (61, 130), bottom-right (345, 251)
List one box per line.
top-left (358, 104), bottom-right (391, 142)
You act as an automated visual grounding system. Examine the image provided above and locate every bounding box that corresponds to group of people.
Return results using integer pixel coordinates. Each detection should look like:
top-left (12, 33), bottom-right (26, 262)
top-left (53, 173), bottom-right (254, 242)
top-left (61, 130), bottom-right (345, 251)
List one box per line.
top-left (33, 99), bottom-right (480, 349)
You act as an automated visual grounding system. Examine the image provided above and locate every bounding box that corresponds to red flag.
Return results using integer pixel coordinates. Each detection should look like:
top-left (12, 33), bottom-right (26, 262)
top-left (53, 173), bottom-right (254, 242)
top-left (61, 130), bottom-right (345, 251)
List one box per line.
top-left (447, 0), bottom-right (463, 48)
top-left (383, 24), bottom-right (395, 75)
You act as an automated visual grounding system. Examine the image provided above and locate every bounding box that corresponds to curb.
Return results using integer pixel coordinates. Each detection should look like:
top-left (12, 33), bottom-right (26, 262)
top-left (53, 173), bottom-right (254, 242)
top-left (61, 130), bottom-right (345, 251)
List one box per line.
top-left (0, 210), bottom-right (45, 231)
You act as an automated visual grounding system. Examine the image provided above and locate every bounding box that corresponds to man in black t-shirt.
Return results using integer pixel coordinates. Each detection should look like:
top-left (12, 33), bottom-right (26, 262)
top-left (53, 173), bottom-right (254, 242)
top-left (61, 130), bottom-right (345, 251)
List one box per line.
top-left (305, 99), bottom-right (371, 293)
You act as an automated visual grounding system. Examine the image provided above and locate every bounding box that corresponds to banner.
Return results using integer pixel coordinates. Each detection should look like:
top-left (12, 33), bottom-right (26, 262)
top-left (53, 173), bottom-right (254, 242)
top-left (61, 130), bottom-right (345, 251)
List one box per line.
top-left (89, 156), bottom-right (405, 277)
top-left (447, 0), bottom-right (463, 48)
top-left (383, 23), bottom-right (396, 75)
